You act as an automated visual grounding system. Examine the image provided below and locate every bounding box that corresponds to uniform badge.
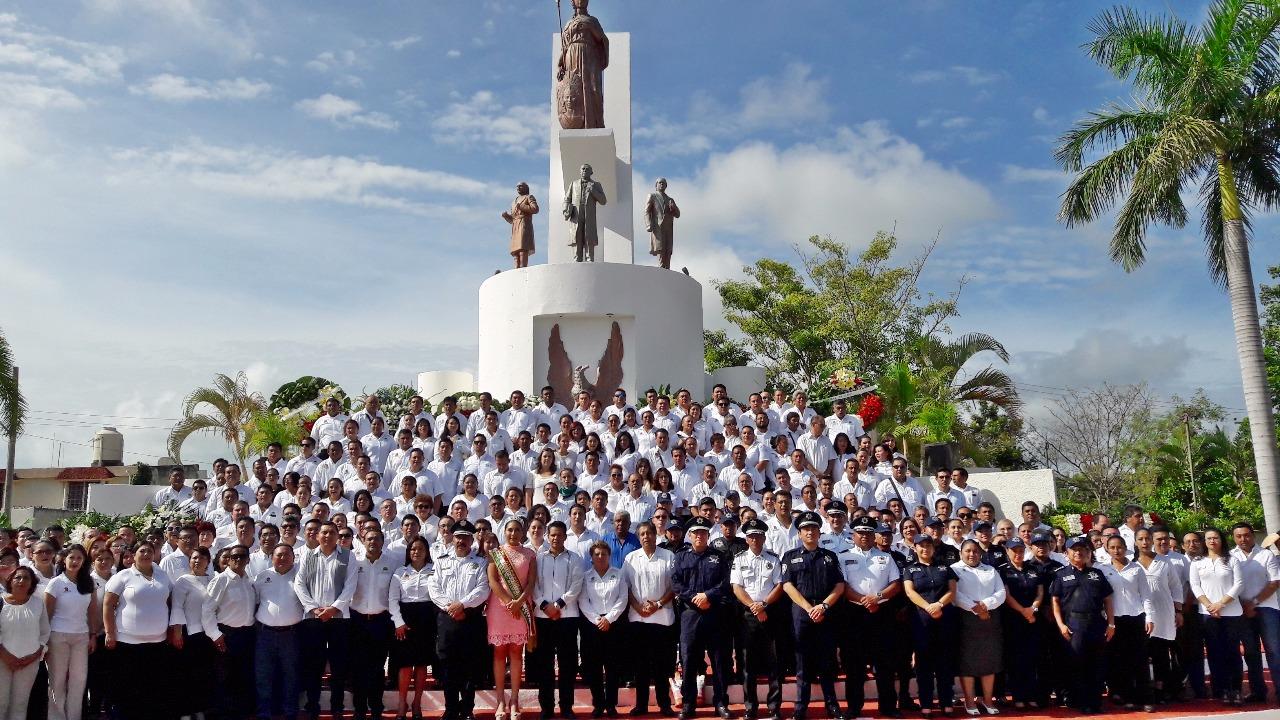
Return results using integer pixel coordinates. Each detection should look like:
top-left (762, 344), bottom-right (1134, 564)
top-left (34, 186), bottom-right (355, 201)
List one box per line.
top-left (1086, 571), bottom-right (1100, 580)
top-left (765, 562), bottom-right (773, 571)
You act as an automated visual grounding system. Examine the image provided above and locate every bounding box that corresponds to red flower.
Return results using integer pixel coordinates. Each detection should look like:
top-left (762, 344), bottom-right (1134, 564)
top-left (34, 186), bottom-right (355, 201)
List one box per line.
top-left (856, 393), bottom-right (883, 427)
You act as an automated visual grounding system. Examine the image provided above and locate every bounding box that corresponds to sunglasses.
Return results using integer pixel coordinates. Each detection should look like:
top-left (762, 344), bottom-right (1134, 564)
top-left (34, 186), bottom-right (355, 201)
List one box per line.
top-left (228, 554), bottom-right (249, 560)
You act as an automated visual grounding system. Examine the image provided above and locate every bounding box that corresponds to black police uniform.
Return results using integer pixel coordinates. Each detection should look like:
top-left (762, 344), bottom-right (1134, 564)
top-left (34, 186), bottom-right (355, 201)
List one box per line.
top-left (930, 542), bottom-right (960, 568)
top-left (671, 521), bottom-right (732, 716)
top-left (781, 535), bottom-right (845, 720)
top-left (998, 557), bottom-right (1043, 704)
top-left (1028, 554), bottom-right (1066, 706)
top-left (1048, 561), bottom-right (1113, 713)
top-left (903, 559), bottom-right (958, 711)
top-left (883, 547), bottom-right (914, 710)
top-left (713, 532), bottom-right (749, 686)
top-left (982, 543), bottom-right (1009, 570)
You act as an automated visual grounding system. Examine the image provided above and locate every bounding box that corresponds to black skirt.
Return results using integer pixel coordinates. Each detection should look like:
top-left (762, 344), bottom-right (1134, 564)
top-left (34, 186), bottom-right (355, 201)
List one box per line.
top-left (392, 601), bottom-right (439, 668)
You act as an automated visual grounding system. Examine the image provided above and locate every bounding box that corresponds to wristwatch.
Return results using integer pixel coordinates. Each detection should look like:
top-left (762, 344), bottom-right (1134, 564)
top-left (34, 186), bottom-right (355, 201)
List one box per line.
top-left (817, 602), bottom-right (828, 612)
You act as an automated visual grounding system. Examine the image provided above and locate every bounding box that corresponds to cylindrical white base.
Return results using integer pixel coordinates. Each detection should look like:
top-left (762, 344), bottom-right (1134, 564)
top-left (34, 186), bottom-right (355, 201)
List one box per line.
top-left (478, 263), bottom-right (704, 402)
top-left (708, 366), bottom-right (767, 404)
top-left (416, 371), bottom-right (475, 404)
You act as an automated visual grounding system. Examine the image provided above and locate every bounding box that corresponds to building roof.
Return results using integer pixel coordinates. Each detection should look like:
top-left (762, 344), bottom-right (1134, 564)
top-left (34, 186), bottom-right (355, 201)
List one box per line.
top-left (0, 465), bottom-right (135, 483)
top-left (55, 467), bottom-right (116, 481)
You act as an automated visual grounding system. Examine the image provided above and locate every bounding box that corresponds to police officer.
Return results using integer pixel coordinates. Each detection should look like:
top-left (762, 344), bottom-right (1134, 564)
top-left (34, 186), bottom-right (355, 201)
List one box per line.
top-left (661, 518), bottom-right (689, 554)
top-left (1028, 531), bottom-right (1067, 707)
top-left (711, 515), bottom-right (748, 558)
top-left (781, 511), bottom-right (846, 720)
top-left (901, 533), bottom-right (959, 715)
top-left (711, 514), bottom-right (748, 688)
top-left (819, 501), bottom-right (853, 554)
top-left (1049, 535), bottom-right (1115, 715)
top-left (731, 519), bottom-right (785, 720)
top-left (923, 518), bottom-right (959, 567)
top-left (974, 522), bottom-right (1008, 569)
top-left (997, 536), bottom-right (1043, 708)
top-left (672, 516), bottom-right (733, 720)
top-left (427, 520), bottom-right (491, 720)
top-left (842, 517), bottom-right (904, 718)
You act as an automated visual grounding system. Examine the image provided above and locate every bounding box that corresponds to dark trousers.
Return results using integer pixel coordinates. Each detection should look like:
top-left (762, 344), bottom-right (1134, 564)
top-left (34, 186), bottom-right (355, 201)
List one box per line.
top-left (1148, 637), bottom-right (1179, 700)
top-left (1204, 615), bottom-right (1246, 697)
top-left (1001, 609), bottom-right (1040, 703)
top-left (911, 608), bottom-right (958, 710)
top-left (1244, 606), bottom-right (1280, 699)
top-left (112, 641), bottom-right (172, 720)
top-left (678, 608), bottom-right (728, 709)
top-left (1036, 611), bottom-right (1068, 704)
top-left (350, 611), bottom-right (393, 716)
top-left (629, 621), bottom-right (676, 712)
top-left (1106, 615), bottom-right (1149, 705)
top-left (792, 608), bottom-right (839, 716)
top-left (579, 618), bottom-right (621, 711)
top-left (1175, 608), bottom-right (1206, 695)
top-left (437, 609), bottom-right (485, 718)
top-left (532, 617), bottom-right (580, 713)
top-left (300, 616), bottom-right (351, 715)
top-left (214, 624), bottom-right (256, 719)
top-left (85, 635), bottom-right (110, 717)
top-left (255, 623), bottom-right (301, 718)
top-left (842, 606), bottom-right (896, 716)
top-left (1063, 615), bottom-right (1107, 711)
top-left (739, 609), bottom-right (782, 715)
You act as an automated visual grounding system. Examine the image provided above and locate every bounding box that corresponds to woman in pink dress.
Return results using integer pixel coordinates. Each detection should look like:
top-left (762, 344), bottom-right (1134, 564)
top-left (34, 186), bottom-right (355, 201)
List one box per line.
top-left (487, 518), bottom-right (538, 720)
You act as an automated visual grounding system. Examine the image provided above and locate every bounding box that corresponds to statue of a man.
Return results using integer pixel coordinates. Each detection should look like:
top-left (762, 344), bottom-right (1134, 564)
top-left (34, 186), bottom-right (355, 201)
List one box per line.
top-left (644, 177), bottom-right (681, 270)
top-left (502, 182), bottom-right (539, 269)
top-left (563, 163), bottom-right (607, 262)
top-left (555, 0), bottom-right (608, 129)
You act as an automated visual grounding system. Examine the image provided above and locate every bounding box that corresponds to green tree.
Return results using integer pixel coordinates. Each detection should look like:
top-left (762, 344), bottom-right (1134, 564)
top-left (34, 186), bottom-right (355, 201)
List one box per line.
top-left (961, 402), bottom-right (1035, 470)
top-left (715, 231), bottom-right (961, 391)
top-left (1056, 0), bottom-right (1280, 528)
top-left (167, 372), bottom-right (267, 474)
top-left (0, 328), bottom-right (24, 439)
top-left (703, 330), bottom-right (753, 373)
top-left (1258, 264), bottom-right (1280, 412)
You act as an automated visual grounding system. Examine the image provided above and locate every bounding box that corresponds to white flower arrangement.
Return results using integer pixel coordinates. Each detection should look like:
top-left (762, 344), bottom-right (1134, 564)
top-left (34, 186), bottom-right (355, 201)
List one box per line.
top-left (68, 524), bottom-right (93, 547)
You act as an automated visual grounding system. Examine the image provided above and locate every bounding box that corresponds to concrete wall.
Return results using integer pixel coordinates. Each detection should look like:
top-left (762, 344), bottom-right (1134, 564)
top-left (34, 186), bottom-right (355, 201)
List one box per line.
top-left (416, 371), bottom-right (476, 404)
top-left (911, 468), bottom-right (1056, 521)
top-left (707, 367), bottom-right (766, 404)
top-left (88, 484), bottom-right (159, 517)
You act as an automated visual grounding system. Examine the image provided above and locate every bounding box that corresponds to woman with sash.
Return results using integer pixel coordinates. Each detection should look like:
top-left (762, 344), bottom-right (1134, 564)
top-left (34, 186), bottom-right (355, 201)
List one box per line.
top-left (487, 518), bottom-right (538, 720)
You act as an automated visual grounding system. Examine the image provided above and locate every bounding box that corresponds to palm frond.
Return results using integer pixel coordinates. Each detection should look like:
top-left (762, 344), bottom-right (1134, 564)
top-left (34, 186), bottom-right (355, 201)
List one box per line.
top-left (0, 331), bottom-right (24, 438)
top-left (954, 368), bottom-right (1024, 418)
top-left (1111, 166), bottom-right (1189, 270)
top-left (945, 333), bottom-right (1011, 367)
top-left (166, 414), bottom-right (225, 463)
top-left (1054, 104), bottom-right (1168, 171)
top-left (1087, 5), bottom-right (1195, 94)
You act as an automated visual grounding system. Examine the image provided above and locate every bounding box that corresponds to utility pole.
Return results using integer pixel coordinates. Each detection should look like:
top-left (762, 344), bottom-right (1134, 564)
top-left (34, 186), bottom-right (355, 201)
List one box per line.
top-left (1183, 412), bottom-right (1198, 511)
top-left (3, 366), bottom-right (17, 519)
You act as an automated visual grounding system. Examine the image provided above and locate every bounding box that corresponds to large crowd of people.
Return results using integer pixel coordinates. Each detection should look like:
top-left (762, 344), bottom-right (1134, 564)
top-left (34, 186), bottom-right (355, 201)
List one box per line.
top-left (4, 385), bottom-right (1279, 720)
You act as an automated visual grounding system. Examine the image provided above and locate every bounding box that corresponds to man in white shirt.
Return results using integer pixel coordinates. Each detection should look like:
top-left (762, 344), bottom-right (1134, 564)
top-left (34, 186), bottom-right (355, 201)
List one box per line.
top-left (1231, 522), bottom-right (1280, 698)
top-left (153, 468), bottom-right (192, 508)
top-left (252, 543), bottom-right (304, 719)
top-left (381, 429), bottom-right (416, 489)
top-left (622, 520), bottom-right (678, 716)
top-left (718, 444), bottom-right (762, 493)
top-left (644, 429), bottom-right (675, 471)
top-left (949, 467), bottom-right (983, 510)
top-left (925, 468), bottom-right (965, 516)
top-left (566, 505), bottom-right (601, 567)
top-left (531, 521), bottom-right (585, 718)
top-left (689, 464), bottom-right (729, 510)
top-left (874, 461), bottom-right (925, 515)
top-left (618, 474), bottom-right (656, 523)
top-left (604, 389), bottom-right (636, 422)
top-left (428, 439), bottom-right (462, 504)
top-left (651, 396), bottom-right (679, 435)
top-left (824, 398), bottom-right (865, 443)
top-left (361, 416), bottom-right (396, 476)
top-left (202, 542), bottom-right (258, 717)
top-left (285, 437), bottom-right (322, 480)
top-left (534, 385), bottom-right (571, 431)
top-left (293, 522), bottom-right (359, 718)
top-left (349, 395), bottom-right (387, 438)
top-left (313, 442), bottom-right (348, 492)
top-left (667, 448), bottom-right (699, 508)
top-left (462, 435), bottom-right (497, 485)
top-left (348, 527), bottom-right (396, 719)
top-left (310, 397), bottom-right (350, 448)
top-left (465, 392), bottom-right (497, 440)
top-left (578, 451), bottom-right (608, 494)
top-left (586, 490), bottom-right (614, 535)
top-left (249, 485), bottom-right (282, 525)
top-left (401, 395), bottom-right (432, 432)
top-left (797, 416), bottom-right (837, 480)
top-left (483, 450), bottom-right (532, 509)
top-left (738, 393), bottom-right (778, 434)
top-left (502, 390), bottom-right (539, 439)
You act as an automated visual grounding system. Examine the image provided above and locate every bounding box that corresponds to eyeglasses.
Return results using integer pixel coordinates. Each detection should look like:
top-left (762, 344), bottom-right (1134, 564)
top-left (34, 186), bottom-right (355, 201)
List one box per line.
top-left (228, 554), bottom-right (249, 561)
top-left (415, 503), bottom-right (430, 509)
top-left (338, 533), bottom-right (354, 540)
top-left (892, 465), bottom-right (907, 470)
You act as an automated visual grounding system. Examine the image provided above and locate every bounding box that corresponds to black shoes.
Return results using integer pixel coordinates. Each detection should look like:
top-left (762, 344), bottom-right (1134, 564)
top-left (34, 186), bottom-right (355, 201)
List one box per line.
top-left (716, 705), bottom-right (732, 719)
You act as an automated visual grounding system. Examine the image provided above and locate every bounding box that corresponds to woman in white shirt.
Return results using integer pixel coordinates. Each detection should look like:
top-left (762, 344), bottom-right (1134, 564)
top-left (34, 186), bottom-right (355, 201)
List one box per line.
top-left (1099, 535), bottom-right (1155, 711)
top-left (1189, 527), bottom-right (1247, 706)
top-left (578, 541), bottom-right (628, 716)
top-left (0, 566), bottom-right (49, 720)
top-left (322, 478), bottom-right (353, 515)
top-left (951, 540), bottom-right (1005, 716)
top-left (449, 474), bottom-right (488, 523)
top-left (612, 432), bottom-right (639, 478)
top-left (167, 545), bottom-right (213, 719)
top-left (44, 543), bottom-right (96, 720)
top-left (389, 536), bottom-right (436, 720)
top-left (103, 541), bottom-right (173, 719)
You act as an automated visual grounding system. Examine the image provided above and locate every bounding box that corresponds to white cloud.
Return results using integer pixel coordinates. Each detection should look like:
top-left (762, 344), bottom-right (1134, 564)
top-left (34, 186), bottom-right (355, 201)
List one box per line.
top-left (446, 49), bottom-right (462, 59)
top-left (1032, 106), bottom-right (1055, 126)
top-left (305, 49), bottom-right (358, 73)
top-left (908, 65), bottom-right (1002, 86)
top-left (129, 73), bottom-right (270, 102)
top-left (80, 0), bottom-right (256, 62)
top-left (390, 35), bottom-right (422, 51)
top-left (1023, 330), bottom-right (1191, 390)
top-left (737, 62), bottom-right (829, 129)
top-left (1002, 164), bottom-right (1066, 183)
top-left (0, 72), bottom-right (85, 109)
top-left (432, 91), bottom-right (548, 156)
top-left (0, 15), bottom-right (125, 84)
top-left (295, 93), bottom-right (398, 131)
top-left (108, 138), bottom-right (502, 215)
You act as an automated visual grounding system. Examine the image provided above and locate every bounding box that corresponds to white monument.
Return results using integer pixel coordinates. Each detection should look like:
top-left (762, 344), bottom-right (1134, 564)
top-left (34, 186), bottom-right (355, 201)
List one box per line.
top-left (475, 29), bottom-right (705, 403)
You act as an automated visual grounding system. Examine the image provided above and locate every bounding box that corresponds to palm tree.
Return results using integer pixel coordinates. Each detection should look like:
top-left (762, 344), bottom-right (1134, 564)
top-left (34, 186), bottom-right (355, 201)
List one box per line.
top-left (913, 332), bottom-right (1023, 418)
top-left (0, 329), bottom-right (23, 440)
top-left (167, 372), bottom-right (266, 474)
top-left (1056, 0), bottom-right (1280, 528)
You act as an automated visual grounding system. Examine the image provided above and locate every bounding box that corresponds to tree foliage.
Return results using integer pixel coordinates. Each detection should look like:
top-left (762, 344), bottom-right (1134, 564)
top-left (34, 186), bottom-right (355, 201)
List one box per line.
top-left (0, 328), bottom-right (24, 438)
top-left (714, 231), bottom-right (962, 390)
top-left (269, 376), bottom-right (342, 413)
top-left (703, 330), bottom-right (753, 373)
top-left (167, 372), bottom-right (266, 474)
top-left (960, 402), bottom-right (1035, 471)
top-left (372, 384), bottom-right (420, 427)
top-left (1259, 263), bottom-right (1280, 412)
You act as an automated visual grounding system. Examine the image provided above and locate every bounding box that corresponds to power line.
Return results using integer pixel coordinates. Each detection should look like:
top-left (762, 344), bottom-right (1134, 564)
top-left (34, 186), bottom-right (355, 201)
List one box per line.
top-left (17, 432), bottom-right (220, 467)
top-left (1010, 380), bottom-right (1251, 414)
top-left (24, 408), bottom-right (184, 422)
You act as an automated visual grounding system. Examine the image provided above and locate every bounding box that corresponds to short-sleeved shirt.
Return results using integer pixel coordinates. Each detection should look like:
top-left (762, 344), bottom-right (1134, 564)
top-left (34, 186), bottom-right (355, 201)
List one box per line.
top-left (841, 546), bottom-right (901, 598)
top-left (781, 545), bottom-right (843, 606)
top-left (731, 549), bottom-right (783, 603)
top-left (45, 574), bottom-right (92, 634)
top-left (105, 567), bottom-right (172, 644)
top-left (999, 562), bottom-right (1045, 608)
top-left (1048, 564), bottom-right (1113, 618)
top-left (903, 562), bottom-right (955, 604)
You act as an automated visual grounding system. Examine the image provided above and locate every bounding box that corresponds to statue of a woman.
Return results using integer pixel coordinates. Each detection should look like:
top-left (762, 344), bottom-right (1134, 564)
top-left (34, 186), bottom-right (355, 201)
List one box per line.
top-left (556, 0), bottom-right (608, 129)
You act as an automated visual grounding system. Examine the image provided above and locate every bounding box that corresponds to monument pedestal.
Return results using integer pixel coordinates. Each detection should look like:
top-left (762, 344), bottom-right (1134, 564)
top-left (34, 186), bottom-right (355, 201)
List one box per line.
top-left (477, 264), bottom-right (703, 401)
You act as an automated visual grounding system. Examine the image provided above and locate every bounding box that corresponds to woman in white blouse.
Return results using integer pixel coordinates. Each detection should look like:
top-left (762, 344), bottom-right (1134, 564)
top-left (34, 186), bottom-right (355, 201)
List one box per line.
top-left (0, 566), bottom-right (49, 720)
top-left (951, 540), bottom-right (1005, 716)
top-left (1099, 535), bottom-right (1155, 711)
top-left (578, 541), bottom-right (628, 717)
top-left (450, 474), bottom-right (489, 523)
top-left (103, 540), bottom-right (173, 720)
top-left (168, 546), bottom-right (214, 719)
top-left (1189, 527), bottom-right (1246, 706)
top-left (1134, 527), bottom-right (1183, 703)
top-left (322, 478), bottom-right (353, 515)
top-left (44, 543), bottom-right (96, 720)
top-left (389, 537), bottom-right (436, 720)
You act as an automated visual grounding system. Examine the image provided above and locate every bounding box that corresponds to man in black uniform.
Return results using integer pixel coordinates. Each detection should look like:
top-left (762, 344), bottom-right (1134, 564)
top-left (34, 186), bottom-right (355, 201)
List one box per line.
top-left (1028, 531), bottom-right (1067, 707)
top-left (661, 518), bottom-right (689, 554)
top-left (1049, 536), bottom-right (1115, 715)
top-left (781, 511), bottom-right (847, 720)
top-left (672, 516), bottom-right (733, 720)
top-left (712, 514), bottom-right (748, 688)
top-left (731, 519), bottom-right (786, 720)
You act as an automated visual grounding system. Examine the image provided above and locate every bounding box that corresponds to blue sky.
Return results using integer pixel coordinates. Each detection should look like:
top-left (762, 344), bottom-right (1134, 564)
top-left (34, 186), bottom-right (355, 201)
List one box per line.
top-left (2, 0), bottom-right (1274, 467)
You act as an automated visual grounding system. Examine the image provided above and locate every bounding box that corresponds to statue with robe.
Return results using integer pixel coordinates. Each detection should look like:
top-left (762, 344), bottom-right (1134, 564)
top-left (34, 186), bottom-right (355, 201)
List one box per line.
top-left (644, 177), bottom-right (680, 269)
top-left (555, 0), bottom-right (608, 129)
top-left (502, 182), bottom-right (539, 269)
top-left (563, 163), bottom-right (607, 262)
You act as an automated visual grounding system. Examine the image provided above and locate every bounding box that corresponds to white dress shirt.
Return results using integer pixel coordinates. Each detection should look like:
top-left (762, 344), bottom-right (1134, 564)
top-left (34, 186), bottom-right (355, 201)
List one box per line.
top-left (285, 453), bottom-right (322, 479)
top-left (1138, 555), bottom-right (1181, 641)
top-left (428, 552), bottom-right (490, 609)
top-left (389, 564), bottom-right (434, 627)
top-left (362, 432), bottom-right (397, 474)
top-left (579, 566), bottom-right (628, 624)
top-left (311, 413), bottom-right (350, 448)
top-left (292, 547), bottom-right (359, 618)
top-left (825, 413), bottom-right (864, 442)
top-left (533, 548), bottom-right (584, 618)
top-left (1231, 545), bottom-right (1280, 611)
top-left (153, 485), bottom-right (192, 508)
top-left (623, 547), bottom-right (676, 625)
top-left (168, 573), bottom-right (211, 636)
top-left (254, 566), bottom-right (303, 626)
top-left (1189, 555), bottom-right (1245, 616)
top-left (350, 552), bottom-right (396, 615)
top-left (730, 548), bottom-right (783, 602)
top-left (842, 546), bottom-right (901, 600)
top-left (105, 566), bottom-right (173, 644)
top-left (951, 561), bottom-right (1006, 612)
top-left (202, 568), bottom-right (256, 640)
top-left (1099, 560), bottom-right (1155, 618)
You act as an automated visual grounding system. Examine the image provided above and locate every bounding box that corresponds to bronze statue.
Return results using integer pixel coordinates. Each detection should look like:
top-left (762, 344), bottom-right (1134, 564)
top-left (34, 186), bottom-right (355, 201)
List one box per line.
top-left (644, 177), bottom-right (681, 270)
top-left (547, 321), bottom-right (624, 407)
top-left (555, 0), bottom-right (608, 129)
top-left (563, 163), bottom-right (607, 262)
top-left (502, 182), bottom-right (539, 269)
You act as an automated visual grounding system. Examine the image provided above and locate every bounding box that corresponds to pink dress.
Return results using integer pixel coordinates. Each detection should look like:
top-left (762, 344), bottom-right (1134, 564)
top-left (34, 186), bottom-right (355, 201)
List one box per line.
top-left (487, 544), bottom-right (536, 646)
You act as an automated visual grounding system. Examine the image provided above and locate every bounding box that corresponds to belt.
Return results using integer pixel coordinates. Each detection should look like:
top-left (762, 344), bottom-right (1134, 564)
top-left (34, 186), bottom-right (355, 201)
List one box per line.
top-left (256, 622), bottom-right (297, 632)
top-left (218, 623), bottom-right (254, 633)
top-left (1067, 611), bottom-right (1101, 620)
top-left (351, 610), bottom-right (390, 619)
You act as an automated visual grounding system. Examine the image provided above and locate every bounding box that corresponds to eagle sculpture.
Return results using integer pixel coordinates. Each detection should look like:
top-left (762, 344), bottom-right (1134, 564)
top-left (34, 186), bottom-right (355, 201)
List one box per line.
top-left (547, 321), bottom-right (624, 406)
